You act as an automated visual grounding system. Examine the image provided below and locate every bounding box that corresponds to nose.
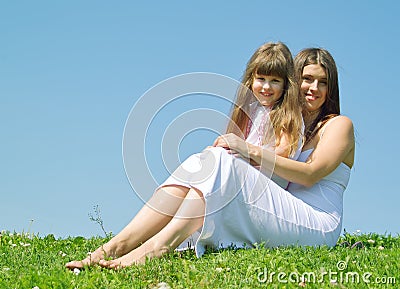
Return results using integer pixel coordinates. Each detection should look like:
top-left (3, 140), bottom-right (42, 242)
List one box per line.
top-left (310, 79), bottom-right (319, 90)
top-left (261, 81), bottom-right (271, 90)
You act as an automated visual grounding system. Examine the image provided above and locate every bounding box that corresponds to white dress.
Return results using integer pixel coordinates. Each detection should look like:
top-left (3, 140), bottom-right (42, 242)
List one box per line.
top-left (159, 109), bottom-right (350, 257)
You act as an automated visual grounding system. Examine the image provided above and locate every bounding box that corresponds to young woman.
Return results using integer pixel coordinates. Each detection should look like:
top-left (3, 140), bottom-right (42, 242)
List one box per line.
top-left (214, 47), bottom-right (354, 249)
top-left (64, 42), bottom-right (309, 269)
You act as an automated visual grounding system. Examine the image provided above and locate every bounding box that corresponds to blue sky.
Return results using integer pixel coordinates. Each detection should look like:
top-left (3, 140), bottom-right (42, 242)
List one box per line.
top-left (1, 1), bottom-right (399, 238)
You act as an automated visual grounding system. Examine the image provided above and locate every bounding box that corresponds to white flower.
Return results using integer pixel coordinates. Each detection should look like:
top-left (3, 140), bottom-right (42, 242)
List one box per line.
top-left (59, 251), bottom-right (67, 257)
top-left (32, 286), bottom-right (40, 289)
top-left (378, 246), bottom-right (384, 250)
top-left (367, 239), bottom-right (375, 244)
top-left (155, 282), bottom-right (170, 289)
top-left (215, 267), bottom-right (223, 273)
top-left (73, 268), bottom-right (81, 275)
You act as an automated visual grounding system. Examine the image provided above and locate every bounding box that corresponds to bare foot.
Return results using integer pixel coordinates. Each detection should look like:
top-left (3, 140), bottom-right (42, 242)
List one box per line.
top-left (65, 247), bottom-right (107, 270)
top-left (98, 244), bottom-right (170, 270)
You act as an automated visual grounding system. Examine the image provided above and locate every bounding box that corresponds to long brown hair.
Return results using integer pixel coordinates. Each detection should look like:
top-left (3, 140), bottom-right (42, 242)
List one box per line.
top-left (226, 42), bottom-right (303, 157)
top-left (294, 48), bottom-right (340, 143)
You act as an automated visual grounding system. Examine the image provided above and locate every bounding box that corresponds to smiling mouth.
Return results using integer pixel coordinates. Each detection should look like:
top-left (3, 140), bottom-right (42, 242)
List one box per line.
top-left (260, 93), bottom-right (273, 97)
top-left (306, 94), bottom-right (319, 101)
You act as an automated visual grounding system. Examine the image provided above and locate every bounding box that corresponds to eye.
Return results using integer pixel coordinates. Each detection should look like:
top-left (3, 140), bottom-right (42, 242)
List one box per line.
top-left (302, 76), bottom-right (313, 82)
top-left (256, 77), bottom-right (265, 81)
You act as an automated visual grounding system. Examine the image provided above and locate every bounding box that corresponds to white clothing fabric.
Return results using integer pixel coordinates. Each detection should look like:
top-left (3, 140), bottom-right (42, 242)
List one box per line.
top-left (162, 147), bottom-right (350, 257)
top-left (159, 108), bottom-right (350, 257)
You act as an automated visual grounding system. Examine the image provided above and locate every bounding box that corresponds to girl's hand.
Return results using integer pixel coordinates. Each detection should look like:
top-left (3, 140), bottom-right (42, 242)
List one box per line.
top-left (213, 133), bottom-right (249, 158)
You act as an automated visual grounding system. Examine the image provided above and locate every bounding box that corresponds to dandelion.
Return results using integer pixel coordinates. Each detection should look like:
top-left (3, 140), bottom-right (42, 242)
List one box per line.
top-left (32, 286), bottom-right (40, 289)
top-left (73, 268), bottom-right (81, 275)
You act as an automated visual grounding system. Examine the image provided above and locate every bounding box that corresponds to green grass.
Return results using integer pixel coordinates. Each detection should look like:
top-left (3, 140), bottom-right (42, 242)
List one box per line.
top-left (0, 230), bottom-right (398, 288)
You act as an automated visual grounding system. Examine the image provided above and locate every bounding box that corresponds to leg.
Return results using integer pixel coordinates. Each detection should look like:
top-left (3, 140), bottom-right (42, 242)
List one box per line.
top-left (99, 187), bottom-right (205, 268)
top-left (65, 185), bottom-right (190, 269)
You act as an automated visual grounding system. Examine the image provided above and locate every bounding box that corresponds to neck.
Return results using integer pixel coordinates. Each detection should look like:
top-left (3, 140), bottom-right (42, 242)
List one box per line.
top-left (304, 109), bottom-right (321, 131)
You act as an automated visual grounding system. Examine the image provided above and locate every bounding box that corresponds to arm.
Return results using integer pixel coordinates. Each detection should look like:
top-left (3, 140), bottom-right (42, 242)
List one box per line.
top-left (212, 129), bottom-right (291, 167)
top-left (212, 125), bottom-right (292, 158)
top-left (251, 116), bottom-right (354, 186)
top-left (216, 116), bottom-right (354, 187)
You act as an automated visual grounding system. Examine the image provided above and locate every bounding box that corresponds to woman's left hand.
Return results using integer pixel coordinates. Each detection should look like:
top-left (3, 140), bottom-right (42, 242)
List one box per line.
top-left (213, 133), bottom-right (250, 158)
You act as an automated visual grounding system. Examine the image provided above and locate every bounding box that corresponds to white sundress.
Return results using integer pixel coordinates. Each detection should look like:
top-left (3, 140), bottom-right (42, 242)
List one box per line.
top-left (159, 108), bottom-right (350, 257)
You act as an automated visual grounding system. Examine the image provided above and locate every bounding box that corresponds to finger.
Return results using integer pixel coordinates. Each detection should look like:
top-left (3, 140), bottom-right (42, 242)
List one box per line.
top-left (212, 136), bottom-right (222, 147)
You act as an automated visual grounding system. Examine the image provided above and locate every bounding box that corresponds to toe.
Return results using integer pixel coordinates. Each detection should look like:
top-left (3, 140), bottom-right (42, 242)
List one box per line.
top-left (98, 259), bottom-right (109, 267)
top-left (65, 261), bottom-right (84, 270)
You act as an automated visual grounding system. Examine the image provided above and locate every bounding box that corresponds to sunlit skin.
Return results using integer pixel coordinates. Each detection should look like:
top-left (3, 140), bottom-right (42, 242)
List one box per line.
top-left (301, 64), bottom-right (328, 112)
top-left (66, 61), bottom-right (354, 271)
top-left (252, 74), bottom-right (284, 107)
top-left (214, 61), bottom-right (354, 186)
top-left (64, 74), bottom-right (291, 270)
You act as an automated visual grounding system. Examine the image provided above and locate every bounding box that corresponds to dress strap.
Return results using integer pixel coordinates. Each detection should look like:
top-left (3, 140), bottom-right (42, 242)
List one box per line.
top-left (319, 116), bottom-right (340, 139)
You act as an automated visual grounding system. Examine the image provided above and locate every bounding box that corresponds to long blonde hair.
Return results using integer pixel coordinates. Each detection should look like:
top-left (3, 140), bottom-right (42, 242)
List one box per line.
top-left (226, 42), bottom-right (303, 157)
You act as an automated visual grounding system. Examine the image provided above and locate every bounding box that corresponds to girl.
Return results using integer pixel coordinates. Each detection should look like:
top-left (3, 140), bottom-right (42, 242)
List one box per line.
top-left (214, 47), bottom-right (354, 251)
top-left (66, 42), bottom-right (304, 269)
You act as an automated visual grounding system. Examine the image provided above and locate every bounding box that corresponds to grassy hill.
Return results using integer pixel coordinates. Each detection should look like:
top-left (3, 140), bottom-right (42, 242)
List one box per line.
top-left (0, 230), bottom-right (398, 288)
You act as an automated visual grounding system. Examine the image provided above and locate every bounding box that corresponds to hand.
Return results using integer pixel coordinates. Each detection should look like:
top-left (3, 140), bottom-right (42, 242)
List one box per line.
top-left (213, 133), bottom-right (250, 158)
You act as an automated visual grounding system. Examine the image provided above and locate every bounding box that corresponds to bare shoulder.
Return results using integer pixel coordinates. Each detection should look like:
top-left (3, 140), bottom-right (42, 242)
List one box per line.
top-left (328, 115), bottom-right (354, 131)
top-left (320, 115), bottom-right (354, 143)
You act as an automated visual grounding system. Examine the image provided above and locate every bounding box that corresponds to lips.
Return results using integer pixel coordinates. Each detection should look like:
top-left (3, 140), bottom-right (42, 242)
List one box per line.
top-left (306, 94), bottom-right (319, 101)
top-left (260, 92), bottom-right (273, 97)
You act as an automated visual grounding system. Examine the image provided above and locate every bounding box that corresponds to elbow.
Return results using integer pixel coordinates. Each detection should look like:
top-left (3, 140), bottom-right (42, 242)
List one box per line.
top-left (298, 173), bottom-right (319, 187)
top-left (302, 179), bottom-right (317, 188)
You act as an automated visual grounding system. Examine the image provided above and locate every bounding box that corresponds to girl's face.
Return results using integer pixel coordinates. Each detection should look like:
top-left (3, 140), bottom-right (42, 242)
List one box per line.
top-left (301, 64), bottom-right (328, 112)
top-left (252, 73), bottom-right (285, 107)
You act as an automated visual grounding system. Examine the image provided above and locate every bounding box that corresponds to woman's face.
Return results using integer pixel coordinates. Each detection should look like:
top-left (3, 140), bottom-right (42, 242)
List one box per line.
top-left (252, 73), bottom-right (284, 107)
top-left (301, 64), bottom-right (328, 112)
